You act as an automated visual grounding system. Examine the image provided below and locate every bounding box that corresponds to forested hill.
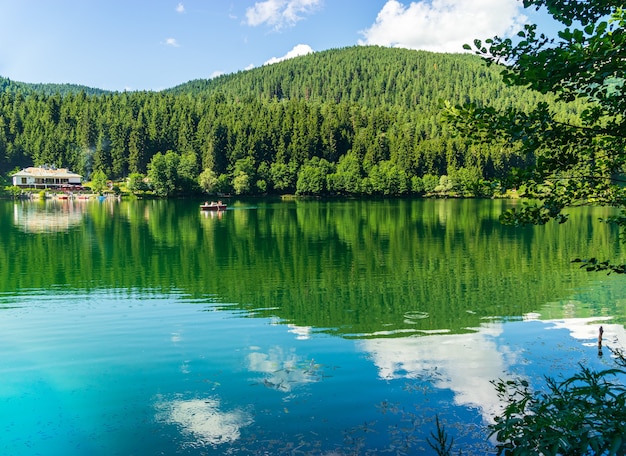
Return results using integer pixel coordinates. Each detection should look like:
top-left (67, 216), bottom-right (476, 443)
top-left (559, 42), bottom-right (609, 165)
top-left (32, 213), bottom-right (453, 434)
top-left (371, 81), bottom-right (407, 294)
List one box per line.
top-left (0, 46), bottom-right (566, 197)
top-left (0, 76), bottom-right (110, 97)
top-left (168, 46), bottom-right (525, 110)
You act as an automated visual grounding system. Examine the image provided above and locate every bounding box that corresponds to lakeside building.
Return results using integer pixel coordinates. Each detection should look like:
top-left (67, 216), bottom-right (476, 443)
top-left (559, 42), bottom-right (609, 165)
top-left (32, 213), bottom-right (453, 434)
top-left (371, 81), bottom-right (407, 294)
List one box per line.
top-left (12, 166), bottom-right (83, 189)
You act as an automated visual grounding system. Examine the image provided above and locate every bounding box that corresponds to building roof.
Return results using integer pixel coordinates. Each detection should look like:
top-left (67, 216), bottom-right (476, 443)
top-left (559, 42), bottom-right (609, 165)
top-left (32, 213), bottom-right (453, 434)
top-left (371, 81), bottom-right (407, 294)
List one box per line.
top-left (12, 166), bottom-right (82, 179)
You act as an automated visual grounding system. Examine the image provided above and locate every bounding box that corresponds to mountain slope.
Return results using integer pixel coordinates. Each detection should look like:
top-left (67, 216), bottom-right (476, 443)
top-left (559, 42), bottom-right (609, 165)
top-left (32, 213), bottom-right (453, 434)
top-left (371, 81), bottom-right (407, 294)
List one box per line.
top-left (0, 46), bottom-right (565, 197)
top-left (0, 76), bottom-right (112, 96)
top-left (168, 46), bottom-right (534, 111)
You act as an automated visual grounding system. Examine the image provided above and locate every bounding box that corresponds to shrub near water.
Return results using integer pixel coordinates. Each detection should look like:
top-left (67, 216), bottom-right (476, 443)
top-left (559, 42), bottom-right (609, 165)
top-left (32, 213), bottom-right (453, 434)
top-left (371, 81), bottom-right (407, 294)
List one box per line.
top-left (490, 352), bottom-right (626, 455)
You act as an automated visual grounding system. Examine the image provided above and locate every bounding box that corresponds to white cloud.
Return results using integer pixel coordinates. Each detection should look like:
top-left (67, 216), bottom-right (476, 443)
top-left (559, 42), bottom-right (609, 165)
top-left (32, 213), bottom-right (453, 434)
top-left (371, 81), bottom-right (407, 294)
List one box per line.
top-left (176, 2), bottom-right (185, 14)
top-left (359, 0), bottom-right (527, 53)
top-left (264, 43), bottom-right (313, 65)
top-left (165, 37), bottom-right (180, 47)
top-left (246, 0), bottom-right (322, 30)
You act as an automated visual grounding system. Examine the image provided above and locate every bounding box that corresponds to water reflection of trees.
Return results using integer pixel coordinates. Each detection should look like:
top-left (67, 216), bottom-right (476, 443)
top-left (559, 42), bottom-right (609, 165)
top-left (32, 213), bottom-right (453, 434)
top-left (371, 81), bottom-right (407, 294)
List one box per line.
top-left (0, 199), bottom-right (621, 336)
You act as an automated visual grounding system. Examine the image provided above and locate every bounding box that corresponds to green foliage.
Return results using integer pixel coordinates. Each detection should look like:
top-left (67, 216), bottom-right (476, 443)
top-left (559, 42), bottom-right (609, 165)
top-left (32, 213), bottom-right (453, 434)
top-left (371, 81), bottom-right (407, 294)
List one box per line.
top-left (364, 160), bottom-right (409, 196)
top-left (126, 172), bottom-right (148, 194)
top-left (447, 1), bottom-right (626, 271)
top-left (90, 170), bottom-right (108, 194)
top-left (329, 152), bottom-right (363, 194)
top-left (269, 162), bottom-right (297, 193)
top-left (296, 157), bottom-right (334, 195)
top-left (434, 175), bottom-right (457, 195)
top-left (450, 166), bottom-right (491, 197)
top-left (255, 178), bottom-right (267, 194)
top-left (410, 175), bottom-right (425, 194)
top-left (490, 353), bottom-right (626, 455)
top-left (422, 174), bottom-right (440, 193)
top-left (147, 151), bottom-right (182, 197)
top-left (215, 173), bottom-right (232, 194)
top-left (4, 185), bottom-right (21, 198)
top-left (232, 171), bottom-right (251, 195)
top-left (198, 168), bottom-right (218, 194)
top-left (177, 151), bottom-right (199, 193)
top-left (232, 156), bottom-right (255, 195)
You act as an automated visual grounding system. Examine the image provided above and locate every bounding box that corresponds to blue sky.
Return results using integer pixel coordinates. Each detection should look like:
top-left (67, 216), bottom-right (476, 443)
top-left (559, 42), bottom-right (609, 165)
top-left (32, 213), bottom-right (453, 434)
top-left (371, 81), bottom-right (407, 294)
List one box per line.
top-left (0, 1), bottom-right (558, 92)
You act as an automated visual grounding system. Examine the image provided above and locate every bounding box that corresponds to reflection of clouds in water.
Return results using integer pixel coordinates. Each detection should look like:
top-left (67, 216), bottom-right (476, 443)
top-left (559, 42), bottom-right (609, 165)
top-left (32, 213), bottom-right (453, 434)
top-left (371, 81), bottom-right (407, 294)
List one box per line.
top-left (154, 396), bottom-right (252, 447)
top-left (536, 316), bottom-right (625, 348)
top-left (248, 346), bottom-right (321, 392)
top-left (360, 317), bottom-right (625, 425)
top-left (287, 324), bottom-right (311, 340)
top-left (359, 323), bottom-right (508, 423)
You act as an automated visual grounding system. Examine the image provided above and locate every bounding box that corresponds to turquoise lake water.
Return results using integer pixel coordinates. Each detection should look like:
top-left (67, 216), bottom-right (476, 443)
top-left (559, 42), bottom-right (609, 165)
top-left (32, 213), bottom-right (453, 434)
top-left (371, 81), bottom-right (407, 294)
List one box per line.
top-left (0, 198), bottom-right (624, 455)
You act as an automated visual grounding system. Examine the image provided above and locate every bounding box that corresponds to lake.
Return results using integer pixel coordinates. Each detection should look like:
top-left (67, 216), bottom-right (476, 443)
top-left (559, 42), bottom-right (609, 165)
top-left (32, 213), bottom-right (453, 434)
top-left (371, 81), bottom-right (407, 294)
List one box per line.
top-left (1, 197), bottom-right (625, 455)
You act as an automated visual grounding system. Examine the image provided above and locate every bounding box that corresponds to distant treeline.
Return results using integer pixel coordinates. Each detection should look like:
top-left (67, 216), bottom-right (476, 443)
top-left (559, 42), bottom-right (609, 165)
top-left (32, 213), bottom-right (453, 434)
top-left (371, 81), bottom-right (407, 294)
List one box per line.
top-left (0, 77), bottom-right (110, 98)
top-left (0, 46), bottom-right (579, 196)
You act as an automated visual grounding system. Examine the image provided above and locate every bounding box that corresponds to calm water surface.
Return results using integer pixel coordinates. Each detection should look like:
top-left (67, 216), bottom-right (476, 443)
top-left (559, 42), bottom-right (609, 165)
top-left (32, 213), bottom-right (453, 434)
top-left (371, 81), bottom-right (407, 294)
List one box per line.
top-left (1, 198), bottom-right (625, 455)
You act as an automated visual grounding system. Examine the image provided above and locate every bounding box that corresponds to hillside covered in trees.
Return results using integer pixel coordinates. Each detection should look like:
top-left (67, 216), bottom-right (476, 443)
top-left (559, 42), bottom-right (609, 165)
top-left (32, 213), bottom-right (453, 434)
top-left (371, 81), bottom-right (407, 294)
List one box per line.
top-left (0, 76), bottom-right (109, 98)
top-left (0, 46), bottom-right (574, 197)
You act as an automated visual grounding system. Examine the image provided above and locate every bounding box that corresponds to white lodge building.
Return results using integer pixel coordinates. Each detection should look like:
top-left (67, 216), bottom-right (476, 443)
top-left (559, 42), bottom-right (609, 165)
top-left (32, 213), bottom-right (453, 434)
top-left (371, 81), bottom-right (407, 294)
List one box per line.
top-left (12, 166), bottom-right (83, 189)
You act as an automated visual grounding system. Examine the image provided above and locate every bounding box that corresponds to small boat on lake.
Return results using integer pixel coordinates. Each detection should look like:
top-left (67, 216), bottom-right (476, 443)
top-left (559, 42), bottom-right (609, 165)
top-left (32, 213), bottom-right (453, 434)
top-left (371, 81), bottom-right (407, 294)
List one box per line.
top-left (200, 201), bottom-right (227, 211)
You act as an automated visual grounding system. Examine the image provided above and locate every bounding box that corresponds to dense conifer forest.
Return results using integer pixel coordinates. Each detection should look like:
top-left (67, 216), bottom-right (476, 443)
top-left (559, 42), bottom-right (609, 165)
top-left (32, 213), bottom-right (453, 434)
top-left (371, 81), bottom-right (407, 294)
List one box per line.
top-left (0, 77), bottom-right (110, 97)
top-left (0, 46), bottom-right (574, 197)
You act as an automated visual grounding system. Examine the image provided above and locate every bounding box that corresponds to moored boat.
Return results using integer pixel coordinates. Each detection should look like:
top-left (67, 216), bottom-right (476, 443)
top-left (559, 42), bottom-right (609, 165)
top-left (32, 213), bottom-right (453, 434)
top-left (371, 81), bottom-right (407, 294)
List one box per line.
top-left (200, 201), bottom-right (227, 211)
